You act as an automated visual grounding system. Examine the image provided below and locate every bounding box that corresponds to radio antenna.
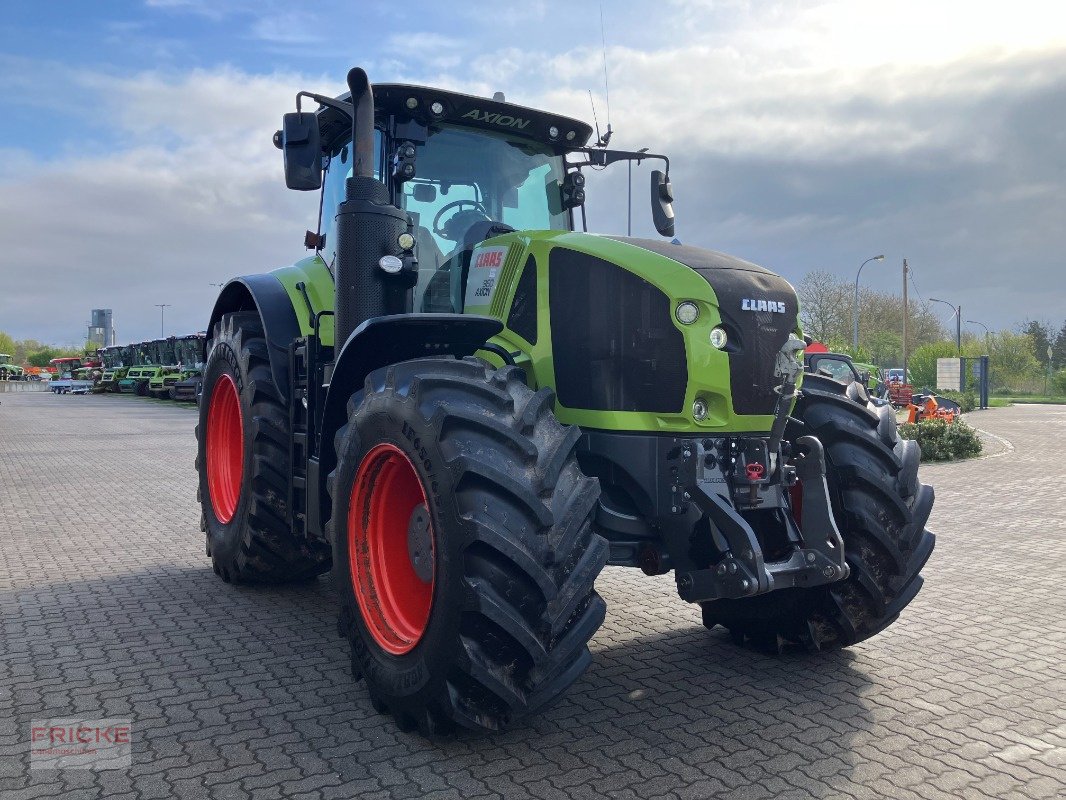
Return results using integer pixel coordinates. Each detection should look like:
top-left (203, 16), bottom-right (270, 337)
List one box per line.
top-left (588, 89), bottom-right (603, 147)
top-left (599, 3), bottom-right (613, 146)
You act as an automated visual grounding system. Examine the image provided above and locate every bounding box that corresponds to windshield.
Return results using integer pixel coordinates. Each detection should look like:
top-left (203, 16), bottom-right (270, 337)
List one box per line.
top-left (403, 125), bottom-right (567, 312)
top-left (177, 340), bottom-right (203, 367)
top-left (51, 359), bottom-right (81, 378)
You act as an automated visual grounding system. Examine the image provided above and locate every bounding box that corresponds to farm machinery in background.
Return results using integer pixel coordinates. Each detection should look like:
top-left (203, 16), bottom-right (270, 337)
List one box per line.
top-left (48, 357), bottom-right (94, 394)
top-left (168, 334), bottom-right (206, 401)
top-left (0, 354), bottom-right (26, 381)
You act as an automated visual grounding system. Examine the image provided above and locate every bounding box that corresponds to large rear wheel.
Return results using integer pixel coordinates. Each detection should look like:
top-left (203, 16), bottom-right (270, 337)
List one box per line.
top-left (195, 311), bottom-right (330, 583)
top-left (702, 375), bottom-right (934, 652)
top-left (328, 358), bottom-right (607, 735)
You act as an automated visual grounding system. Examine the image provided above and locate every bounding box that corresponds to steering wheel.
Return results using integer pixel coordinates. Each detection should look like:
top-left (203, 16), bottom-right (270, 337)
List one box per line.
top-left (433, 199), bottom-right (490, 240)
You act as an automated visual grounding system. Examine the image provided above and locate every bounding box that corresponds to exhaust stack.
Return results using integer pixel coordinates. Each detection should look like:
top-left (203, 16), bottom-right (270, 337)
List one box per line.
top-left (333, 68), bottom-right (408, 350)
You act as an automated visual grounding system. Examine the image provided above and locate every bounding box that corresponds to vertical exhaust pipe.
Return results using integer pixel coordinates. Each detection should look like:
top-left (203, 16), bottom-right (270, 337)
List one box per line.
top-left (333, 68), bottom-right (408, 350)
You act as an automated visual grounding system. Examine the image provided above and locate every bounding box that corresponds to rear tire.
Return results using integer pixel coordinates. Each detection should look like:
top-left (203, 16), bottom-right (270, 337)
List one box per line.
top-left (195, 311), bottom-right (330, 583)
top-left (328, 357), bottom-right (607, 735)
top-left (702, 375), bottom-right (934, 652)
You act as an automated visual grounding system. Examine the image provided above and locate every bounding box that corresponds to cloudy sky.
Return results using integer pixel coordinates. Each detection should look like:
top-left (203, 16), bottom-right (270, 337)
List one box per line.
top-left (1, 0), bottom-right (1064, 345)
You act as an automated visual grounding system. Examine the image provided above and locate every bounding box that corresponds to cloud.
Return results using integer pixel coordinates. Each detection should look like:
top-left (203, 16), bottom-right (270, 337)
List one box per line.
top-left (1, 0), bottom-right (1065, 345)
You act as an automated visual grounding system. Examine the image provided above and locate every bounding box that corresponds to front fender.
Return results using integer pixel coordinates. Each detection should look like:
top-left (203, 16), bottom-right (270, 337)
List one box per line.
top-left (316, 313), bottom-right (503, 510)
top-left (207, 274), bottom-right (303, 404)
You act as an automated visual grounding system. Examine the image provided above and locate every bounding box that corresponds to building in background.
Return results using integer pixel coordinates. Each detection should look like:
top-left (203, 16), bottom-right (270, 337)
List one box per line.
top-left (88, 308), bottom-right (115, 348)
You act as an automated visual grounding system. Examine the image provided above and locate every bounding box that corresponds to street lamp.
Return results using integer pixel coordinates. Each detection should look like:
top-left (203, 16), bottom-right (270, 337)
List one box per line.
top-left (965, 319), bottom-right (989, 343)
top-left (930, 297), bottom-right (961, 355)
top-left (154, 304), bottom-right (172, 338)
top-left (853, 255), bottom-right (885, 353)
top-left (209, 283), bottom-right (224, 291)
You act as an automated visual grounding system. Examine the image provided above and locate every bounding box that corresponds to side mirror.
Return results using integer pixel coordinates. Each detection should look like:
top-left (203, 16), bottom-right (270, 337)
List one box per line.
top-left (280, 112), bottom-right (322, 191)
top-left (650, 169), bottom-right (675, 237)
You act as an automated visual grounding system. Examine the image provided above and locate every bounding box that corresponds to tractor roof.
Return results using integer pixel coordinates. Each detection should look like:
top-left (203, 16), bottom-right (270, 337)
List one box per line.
top-left (317, 82), bottom-right (593, 154)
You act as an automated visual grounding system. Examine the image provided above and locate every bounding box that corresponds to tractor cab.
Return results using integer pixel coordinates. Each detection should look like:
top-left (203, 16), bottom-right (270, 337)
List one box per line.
top-left (49, 357), bottom-right (83, 379)
top-left (290, 83), bottom-right (673, 317)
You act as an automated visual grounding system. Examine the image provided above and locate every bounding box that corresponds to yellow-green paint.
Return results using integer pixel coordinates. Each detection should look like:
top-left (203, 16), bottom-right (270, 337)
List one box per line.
top-left (474, 230), bottom-right (794, 434)
top-left (271, 255), bottom-right (337, 346)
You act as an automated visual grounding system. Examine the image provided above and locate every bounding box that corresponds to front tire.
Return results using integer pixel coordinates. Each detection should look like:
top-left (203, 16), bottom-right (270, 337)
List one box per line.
top-left (702, 375), bottom-right (934, 652)
top-left (195, 311), bottom-right (330, 583)
top-left (328, 358), bottom-right (607, 735)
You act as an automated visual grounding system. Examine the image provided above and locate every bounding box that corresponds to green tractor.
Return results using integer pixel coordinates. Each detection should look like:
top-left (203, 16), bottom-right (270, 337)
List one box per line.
top-left (195, 69), bottom-right (934, 736)
top-left (0, 353), bottom-right (25, 381)
top-left (92, 345), bottom-right (126, 392)
top-left (169, 333), bottom-right (206, 401)
top-left (147, 336), bottom-right (188, 398)
top-left (118, 340), bottom-right (162, 394)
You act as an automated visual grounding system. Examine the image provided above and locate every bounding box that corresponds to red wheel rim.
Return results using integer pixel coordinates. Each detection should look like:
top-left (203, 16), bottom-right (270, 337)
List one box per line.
top-left (348, 443), bottom-right (435, 655)
top-left (206, 373), bottom-right (244, 524)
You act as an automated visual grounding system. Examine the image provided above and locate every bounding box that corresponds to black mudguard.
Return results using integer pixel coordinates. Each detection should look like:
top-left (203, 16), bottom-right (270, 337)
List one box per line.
top-left (206, 275), bottom-right (302, 403)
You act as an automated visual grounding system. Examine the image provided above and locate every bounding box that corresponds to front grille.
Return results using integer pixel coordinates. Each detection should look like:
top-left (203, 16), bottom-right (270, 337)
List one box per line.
top-left (701, 270), bottom-right (797, 415)
top-left (549, 248), bottom-right (687, 413)
top-left (604, 237), bottom-right (799, 416)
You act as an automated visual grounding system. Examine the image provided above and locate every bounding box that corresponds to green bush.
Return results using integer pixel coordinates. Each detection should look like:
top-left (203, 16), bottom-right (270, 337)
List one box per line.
top-left (1052, 369), bottom-right (1066, 396)
top-left (898, 418), bottom-right (982, 462)
top-left (938, 388), bottom-right (976, 412)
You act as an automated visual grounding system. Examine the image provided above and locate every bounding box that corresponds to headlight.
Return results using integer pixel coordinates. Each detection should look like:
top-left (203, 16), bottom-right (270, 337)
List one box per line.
top-left (710, 327), bottom-right (728, 349)
top-left (675, 301), bottom-right (699, 325)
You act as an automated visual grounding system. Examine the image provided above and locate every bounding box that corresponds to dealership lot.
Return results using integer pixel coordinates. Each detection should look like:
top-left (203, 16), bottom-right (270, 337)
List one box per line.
top-left (1, 392), bottom-right (1064, 800)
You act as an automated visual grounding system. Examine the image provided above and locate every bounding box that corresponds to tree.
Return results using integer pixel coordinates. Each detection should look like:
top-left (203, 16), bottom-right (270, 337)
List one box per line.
top-left (796, 270), bottom-right (944, 359)
top-left (0, 330), bottom-right (15, 356)
top-left (27, 347), bottom-right (62, 368)
top-left (797, 270), bottom-right (851, 343)
top-left (865, 330), bottom-right (903, 368)
top-left (1021, 320), bottom-right (1052, 363)
top-left (988, 332), bottom-right (1041, 392)
top-left (1052, 320), bottom-right (1066, 370)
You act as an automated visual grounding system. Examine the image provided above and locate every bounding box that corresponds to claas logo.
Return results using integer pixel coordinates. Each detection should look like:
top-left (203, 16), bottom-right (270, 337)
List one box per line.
top-left (474, 250), bottom-right (504, 269)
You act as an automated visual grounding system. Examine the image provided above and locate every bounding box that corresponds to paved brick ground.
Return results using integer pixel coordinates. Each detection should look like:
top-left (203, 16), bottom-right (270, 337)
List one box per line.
top-left (1, 392), bottom-right (1064, 799)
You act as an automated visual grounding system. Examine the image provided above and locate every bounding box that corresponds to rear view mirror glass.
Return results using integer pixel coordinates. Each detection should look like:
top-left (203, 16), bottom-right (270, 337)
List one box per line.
top-left (281, 112), bottom-right (322, 191)
top-left (413, 183), bottom-right (437, 203)
top-left (650, 170), bottom-right (675, 237)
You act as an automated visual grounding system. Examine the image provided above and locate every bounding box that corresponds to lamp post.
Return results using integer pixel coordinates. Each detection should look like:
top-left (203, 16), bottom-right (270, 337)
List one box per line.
top-left (853, 255), bottom-right (885, 354)
top-left (965, 319), bottom-right (989, 345)
top-left (930, 297), bottom-right (961, 355)
top-left (154, 304), bottom-right (172, 338)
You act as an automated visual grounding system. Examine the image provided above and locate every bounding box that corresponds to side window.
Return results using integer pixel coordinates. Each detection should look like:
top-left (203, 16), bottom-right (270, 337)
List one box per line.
top-left (321, 131), bottom-right (382, 267)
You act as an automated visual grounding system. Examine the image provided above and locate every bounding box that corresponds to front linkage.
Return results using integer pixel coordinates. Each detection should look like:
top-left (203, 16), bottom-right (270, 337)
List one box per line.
top-left (665, 433), bottom-right (848, 603)
top-left (588, 337), bottom-right (849, 605)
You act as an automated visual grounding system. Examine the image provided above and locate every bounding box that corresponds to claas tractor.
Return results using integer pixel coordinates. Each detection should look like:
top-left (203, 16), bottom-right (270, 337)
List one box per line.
top-left (195, 69), bottom-right (934, 736)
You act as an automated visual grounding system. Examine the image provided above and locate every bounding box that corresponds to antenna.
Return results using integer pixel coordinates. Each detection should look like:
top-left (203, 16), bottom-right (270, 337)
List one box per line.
top-left (588, 90), bottom-right (603, 147)
top-left (599, 3), bottom-right (613, 146)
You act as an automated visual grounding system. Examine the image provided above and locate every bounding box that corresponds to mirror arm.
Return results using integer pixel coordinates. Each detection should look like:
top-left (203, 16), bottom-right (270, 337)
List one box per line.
top-left (296, 91), bottom-right (353, 122)
top-left (571, 148), bottom-right (669, 176)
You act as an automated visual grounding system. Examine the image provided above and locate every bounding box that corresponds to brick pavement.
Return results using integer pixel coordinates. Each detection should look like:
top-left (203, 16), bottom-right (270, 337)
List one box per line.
top-left (1, 392), bottom-right (1064, 799)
